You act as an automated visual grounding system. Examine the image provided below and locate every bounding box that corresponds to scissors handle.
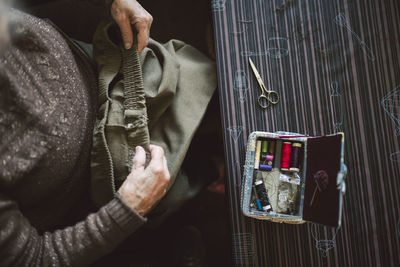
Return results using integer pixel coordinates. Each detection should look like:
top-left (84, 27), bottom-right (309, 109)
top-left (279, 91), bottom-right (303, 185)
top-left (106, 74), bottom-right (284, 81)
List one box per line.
top-left (267, 90), bottom-right (279, 104)
top-left (258, 95), bottom-right (271, 109)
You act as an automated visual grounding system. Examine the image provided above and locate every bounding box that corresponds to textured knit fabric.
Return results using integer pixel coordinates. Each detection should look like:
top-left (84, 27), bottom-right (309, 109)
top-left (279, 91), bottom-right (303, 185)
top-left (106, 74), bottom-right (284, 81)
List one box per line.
top-left (91, 21), bottom-right (217, 207)
top-left (0, 9), bottom-right (146, 267)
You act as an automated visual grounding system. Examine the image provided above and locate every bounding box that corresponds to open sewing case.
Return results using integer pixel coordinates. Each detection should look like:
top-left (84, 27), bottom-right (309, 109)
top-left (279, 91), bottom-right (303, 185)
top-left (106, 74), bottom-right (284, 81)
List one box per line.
top-left (241, 131), bottom-right (347, 228)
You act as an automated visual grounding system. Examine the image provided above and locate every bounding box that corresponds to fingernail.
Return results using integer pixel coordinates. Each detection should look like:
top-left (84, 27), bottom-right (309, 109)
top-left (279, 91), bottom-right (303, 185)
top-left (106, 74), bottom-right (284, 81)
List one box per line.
top-left (125, 42), bottom-right (131, 49)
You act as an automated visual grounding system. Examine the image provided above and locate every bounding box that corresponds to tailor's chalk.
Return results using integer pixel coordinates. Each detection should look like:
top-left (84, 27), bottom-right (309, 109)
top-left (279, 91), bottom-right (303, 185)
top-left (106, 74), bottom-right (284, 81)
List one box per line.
top-left (263, 204), bottom-right (272, 212)
top-left (254, 180), bottom-right (263, 186)
top-left (254, 140), bottom-right (262, 169)
top-left (259, 164), bottom-right (272, 171)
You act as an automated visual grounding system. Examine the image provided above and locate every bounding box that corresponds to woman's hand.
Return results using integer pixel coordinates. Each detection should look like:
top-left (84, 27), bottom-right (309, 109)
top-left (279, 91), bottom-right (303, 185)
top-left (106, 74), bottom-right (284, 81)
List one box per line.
top-left (118, 145), bottom-right (170, 216)
top-left (111, 0), bottom-right (152, 52)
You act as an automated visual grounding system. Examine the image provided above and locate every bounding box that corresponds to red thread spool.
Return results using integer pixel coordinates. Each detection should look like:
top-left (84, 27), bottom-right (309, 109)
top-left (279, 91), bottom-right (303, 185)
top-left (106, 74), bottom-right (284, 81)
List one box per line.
top-left (281, 142), bottom-right (292, 171)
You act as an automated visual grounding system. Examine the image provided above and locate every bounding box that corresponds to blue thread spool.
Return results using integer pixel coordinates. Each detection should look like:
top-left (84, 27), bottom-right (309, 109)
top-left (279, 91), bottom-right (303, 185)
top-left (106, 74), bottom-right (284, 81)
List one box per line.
top-left (259, 164), bottom-right (272, 171)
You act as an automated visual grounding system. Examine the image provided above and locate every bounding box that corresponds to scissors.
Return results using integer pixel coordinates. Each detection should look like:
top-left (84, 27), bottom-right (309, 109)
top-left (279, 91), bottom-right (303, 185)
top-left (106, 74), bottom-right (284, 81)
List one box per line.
top-left (248, 58), bottom-right (279, 108)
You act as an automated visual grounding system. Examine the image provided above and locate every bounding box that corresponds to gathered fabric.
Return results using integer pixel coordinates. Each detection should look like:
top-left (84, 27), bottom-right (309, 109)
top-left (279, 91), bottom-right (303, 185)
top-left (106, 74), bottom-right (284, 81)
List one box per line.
top-left (91, 21), bottom-right (217, 207)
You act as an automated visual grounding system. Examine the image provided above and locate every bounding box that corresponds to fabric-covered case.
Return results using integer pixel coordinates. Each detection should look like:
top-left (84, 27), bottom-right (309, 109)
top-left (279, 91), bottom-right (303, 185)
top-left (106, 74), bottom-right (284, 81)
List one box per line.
top-left (241, 131), bottom-right (347, 228)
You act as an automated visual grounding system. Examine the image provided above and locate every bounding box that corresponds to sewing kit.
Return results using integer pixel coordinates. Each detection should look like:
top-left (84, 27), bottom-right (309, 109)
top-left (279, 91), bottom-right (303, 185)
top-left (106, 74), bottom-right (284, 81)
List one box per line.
top-left (241, 131), bottom-right (347, 227)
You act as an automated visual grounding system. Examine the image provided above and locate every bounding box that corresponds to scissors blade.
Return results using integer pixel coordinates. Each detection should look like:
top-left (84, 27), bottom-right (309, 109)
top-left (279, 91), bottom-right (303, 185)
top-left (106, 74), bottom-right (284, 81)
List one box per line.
top-left (248, 58), bottom-right (267, 89)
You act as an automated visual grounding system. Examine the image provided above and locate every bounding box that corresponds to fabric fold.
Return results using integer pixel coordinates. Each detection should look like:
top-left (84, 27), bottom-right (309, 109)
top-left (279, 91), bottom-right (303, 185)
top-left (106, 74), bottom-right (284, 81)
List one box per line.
top-left (91, 21), bottom-right (217, 207)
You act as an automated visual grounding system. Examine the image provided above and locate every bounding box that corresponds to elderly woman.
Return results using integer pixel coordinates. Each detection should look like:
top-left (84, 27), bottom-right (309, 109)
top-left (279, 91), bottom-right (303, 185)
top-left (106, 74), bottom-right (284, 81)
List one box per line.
top-left (0, 0), bottom-right (172, 266)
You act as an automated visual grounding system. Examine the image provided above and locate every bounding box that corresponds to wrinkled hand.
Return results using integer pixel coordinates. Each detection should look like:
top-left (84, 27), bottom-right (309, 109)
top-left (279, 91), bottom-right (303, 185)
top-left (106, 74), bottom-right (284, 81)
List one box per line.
top-left (111, 0), bottom-right (153, 52)
top-left (118, 145), bottom-right (170, 216)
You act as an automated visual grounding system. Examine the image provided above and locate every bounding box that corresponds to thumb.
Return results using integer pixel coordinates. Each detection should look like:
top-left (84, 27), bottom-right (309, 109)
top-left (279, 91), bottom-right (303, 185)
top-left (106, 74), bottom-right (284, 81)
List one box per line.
top-left (132, 146), bottom-right (146, 170)
top-left (116, 16), bottom-right (133, 49)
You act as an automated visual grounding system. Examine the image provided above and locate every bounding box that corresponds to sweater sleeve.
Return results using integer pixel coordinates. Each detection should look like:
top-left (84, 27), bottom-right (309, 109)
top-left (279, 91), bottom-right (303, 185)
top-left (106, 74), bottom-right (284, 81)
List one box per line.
top-left (0, 9), bottom-right (148, 266)
top-left (0, 193), bottom-right (146, 266)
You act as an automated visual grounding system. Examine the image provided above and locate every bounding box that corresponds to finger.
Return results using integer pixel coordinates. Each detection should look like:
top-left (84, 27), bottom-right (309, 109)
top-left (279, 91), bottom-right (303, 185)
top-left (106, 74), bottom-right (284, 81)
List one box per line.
top-left (135, 22), bottom-right (150, 53)
top-left (162, 156), bottom-right (169, 177)
top-left (162, 156), bottom-right (170, 186)
top-left (132, 146), bottom-right (146, 170)
top-left (116, 16), bottom-right (133, 49)
top-left (149, 145), bottom-right (164, 164)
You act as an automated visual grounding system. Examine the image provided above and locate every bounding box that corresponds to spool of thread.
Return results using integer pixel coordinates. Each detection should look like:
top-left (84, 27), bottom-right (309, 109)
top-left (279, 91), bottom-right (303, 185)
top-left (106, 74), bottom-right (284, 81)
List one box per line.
top-left (260, 140), bottom-right (272, 171)
top-left (261, 141), bottom-right (267, 162)
top-left (259, 164), bottom-right (272, 171)
top-left (254, 140), bottom-right (262, 170)
top-left (254, 180), bottom-right (273, 212)
top-left (268, 140), bottom-right (275, 154)
top-left (261, 140), bottom-right (268, 154)
top-left (281, 142), bottom-right (292, 171)
top-left (267, 141), bottom-right (275, 165)
top-left (260, 154), bottom-right (273, 166)
top-left (260, 154), bottom-right (268, 161)
top-left (290, 142), bottom-right (302, 172)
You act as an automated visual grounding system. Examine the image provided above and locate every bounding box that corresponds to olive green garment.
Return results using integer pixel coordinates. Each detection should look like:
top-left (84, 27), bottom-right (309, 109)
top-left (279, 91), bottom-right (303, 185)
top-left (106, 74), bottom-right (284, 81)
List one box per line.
top-left (91, 21), bottom-right (217, 207)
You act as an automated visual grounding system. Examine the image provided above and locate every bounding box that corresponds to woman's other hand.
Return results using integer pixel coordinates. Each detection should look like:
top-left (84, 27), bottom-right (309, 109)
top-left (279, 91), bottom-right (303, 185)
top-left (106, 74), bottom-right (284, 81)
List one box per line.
top-left (118, 145), bottom-right (170, 216)
top-left (111, 0), bottom-right (152, 52)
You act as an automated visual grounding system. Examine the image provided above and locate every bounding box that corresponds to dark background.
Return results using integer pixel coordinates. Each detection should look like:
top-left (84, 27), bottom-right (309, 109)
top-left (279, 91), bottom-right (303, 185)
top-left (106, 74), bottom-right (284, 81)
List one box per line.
top-left (11, 0), bottom-right (230, 266)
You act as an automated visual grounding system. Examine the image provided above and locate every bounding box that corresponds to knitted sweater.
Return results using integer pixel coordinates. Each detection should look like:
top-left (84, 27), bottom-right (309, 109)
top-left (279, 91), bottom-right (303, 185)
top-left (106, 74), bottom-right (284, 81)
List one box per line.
top-left (0, 9), bottom-right (146, 267)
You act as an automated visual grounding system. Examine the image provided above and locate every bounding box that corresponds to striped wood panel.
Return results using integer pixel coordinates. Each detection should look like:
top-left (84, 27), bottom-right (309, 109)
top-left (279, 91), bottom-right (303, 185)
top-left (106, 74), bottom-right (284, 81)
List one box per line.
top-left (212, 0), bottom-right (400, 266)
